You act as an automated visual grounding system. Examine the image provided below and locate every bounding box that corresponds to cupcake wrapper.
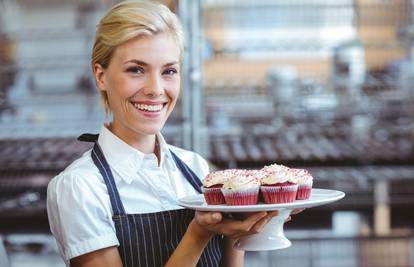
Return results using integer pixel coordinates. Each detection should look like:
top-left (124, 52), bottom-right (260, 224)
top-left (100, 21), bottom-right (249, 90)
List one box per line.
top-left (203, 187), bottom-right (225, 205)
top-left (296, 184), bottom-right (312, 200)
top-left (261, 184), bottom-right (298, 204)
top-left (221, 186), bottom-right (260, 206)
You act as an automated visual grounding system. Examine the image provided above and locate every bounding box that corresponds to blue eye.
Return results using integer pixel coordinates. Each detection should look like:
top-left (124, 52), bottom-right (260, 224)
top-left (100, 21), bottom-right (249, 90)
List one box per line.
top-left (127, 67), bottom-right (144, 74)
top-left (163, 68), bottom-right (178, 75)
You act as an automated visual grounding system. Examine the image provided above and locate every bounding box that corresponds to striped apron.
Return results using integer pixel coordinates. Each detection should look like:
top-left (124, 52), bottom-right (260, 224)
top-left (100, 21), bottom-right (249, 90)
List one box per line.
top-left (78, 134), bottom-right (223, 267)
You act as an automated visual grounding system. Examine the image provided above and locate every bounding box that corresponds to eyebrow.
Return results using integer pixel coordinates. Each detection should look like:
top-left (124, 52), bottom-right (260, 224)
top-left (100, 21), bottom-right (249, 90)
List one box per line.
top-left (123, 59), bottom-right (179, 67)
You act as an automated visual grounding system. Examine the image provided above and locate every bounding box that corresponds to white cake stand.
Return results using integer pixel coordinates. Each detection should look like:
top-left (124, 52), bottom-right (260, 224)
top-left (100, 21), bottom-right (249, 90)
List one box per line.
top-left (177, 188), bottom-right (345, 251)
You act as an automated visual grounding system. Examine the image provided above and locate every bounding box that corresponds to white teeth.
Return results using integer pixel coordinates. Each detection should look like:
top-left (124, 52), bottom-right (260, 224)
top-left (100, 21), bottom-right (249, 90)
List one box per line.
top-left (133, 103), bottom-right (163, 112)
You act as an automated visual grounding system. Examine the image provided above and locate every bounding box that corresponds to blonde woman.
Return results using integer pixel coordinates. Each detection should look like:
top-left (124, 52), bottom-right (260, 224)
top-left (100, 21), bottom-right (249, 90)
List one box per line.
top-left (47, 1), bottom-right (279, 266)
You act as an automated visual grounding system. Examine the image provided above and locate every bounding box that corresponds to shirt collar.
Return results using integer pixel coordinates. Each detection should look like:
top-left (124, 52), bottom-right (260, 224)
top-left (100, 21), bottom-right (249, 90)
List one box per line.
top-left (97, 126), bottom-right (173, 184)
top-left (156, 132), bottom-right (174, 168)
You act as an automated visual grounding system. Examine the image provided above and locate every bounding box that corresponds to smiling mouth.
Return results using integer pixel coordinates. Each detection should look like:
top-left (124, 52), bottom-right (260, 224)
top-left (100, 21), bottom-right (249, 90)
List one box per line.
top-left (131, 102), bottom-right (166, 112)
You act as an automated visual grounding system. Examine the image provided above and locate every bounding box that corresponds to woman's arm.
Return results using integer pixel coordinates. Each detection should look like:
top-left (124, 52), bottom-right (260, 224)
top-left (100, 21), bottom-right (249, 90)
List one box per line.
top-left (219, 211), bottom-right (278, 267)
top-left (165, 211), bottom-right (278, 267)
top-left (70, 246), bottom-right (123, 267)
top-left (164, 218), bottom-right (215, 267)
top-left (220, 237), bottom-right (244, 267)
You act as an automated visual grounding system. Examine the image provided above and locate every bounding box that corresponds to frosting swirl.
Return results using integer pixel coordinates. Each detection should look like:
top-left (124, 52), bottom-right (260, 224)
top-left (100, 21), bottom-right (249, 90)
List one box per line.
top-left (204, 169), bottom-right (268, 189)
top-left (261, 164), bottom-right (298, 185)
top-left (289, 168), bottom-right (313, 184)
top-left (203, 169), bottom-right (248, 188)
top-left (203, 170), bottom-right (230, 188)
top-left (221, 170), bottom-right (261, 190)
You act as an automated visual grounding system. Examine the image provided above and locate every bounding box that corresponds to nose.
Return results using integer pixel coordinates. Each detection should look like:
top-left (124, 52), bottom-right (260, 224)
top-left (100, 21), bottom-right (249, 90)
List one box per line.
top-left (143, 72), bottom-right (163, 97)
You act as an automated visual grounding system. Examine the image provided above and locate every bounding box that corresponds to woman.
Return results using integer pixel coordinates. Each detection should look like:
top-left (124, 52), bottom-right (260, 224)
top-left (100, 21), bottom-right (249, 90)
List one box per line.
top-left (47, 1), bottom-right (280, 266)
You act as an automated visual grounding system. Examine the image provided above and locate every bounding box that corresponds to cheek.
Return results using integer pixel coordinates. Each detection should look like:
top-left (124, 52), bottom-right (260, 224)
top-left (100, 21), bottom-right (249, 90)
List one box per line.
top-left (109, 77), bottom-right (137, 100)
top-left (168, 81), bottom-right (180, 102)
top-left (172, 88), bottom-right (180, 101)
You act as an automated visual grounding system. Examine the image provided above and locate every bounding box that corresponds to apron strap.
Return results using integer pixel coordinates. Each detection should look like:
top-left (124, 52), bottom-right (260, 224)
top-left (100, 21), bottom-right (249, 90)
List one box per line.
top-left (79, 132), bottom-right (203, 215)
top-left (79, 133), bottom-right (125, 214)
top-left (77, 133), bottom-right (99, 143)
top-left (91, 142), bottom-right (126, 215)
top-left (169, 150), bottom-right (203, 194)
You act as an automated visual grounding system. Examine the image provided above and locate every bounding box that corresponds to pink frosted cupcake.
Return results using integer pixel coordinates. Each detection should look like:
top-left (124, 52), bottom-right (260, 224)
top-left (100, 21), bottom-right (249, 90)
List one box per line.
top-left (221, 170), bottom-right (262, 205)
top-left (260, 164), bottom-right (298, 204)
top-left (202, 170), bottom-right (235, 205)
top-left (290, 168), bottom-right (313, 200)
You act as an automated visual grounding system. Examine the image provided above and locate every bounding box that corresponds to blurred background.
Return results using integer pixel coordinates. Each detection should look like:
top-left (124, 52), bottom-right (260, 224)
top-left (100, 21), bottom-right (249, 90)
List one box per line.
top-left (0, 0), bottom-right (414, 266)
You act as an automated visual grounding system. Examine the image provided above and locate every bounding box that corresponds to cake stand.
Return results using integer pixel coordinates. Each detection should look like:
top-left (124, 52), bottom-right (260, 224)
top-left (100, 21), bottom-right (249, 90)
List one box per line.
top-left (178, 188), bottom-right (345, 251)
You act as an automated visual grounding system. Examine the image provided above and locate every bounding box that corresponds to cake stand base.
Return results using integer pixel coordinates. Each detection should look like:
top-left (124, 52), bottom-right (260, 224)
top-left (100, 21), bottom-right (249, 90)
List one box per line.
top-left (234, 208), bottom-right (292, 251)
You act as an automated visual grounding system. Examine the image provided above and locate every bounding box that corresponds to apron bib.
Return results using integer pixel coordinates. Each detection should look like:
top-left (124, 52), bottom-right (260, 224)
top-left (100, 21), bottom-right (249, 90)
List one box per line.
top-left (79, 133), bottom-right (223, 267)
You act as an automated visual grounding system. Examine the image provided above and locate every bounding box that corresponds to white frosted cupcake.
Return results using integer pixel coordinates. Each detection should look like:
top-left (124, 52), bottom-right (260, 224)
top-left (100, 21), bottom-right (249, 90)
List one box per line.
top-left (260, 164), bottom-right (298, 204)
top-left (202, 170), bottom-right (236, 205)
top-left (290, 168), bottom-right (313, 200)
top-left (221, 170), bottom-right (261, 205)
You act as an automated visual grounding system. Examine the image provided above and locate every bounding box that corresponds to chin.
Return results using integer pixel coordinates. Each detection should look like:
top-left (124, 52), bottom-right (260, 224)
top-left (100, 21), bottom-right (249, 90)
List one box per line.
top-left (135, 125), bottom-right (164, 135)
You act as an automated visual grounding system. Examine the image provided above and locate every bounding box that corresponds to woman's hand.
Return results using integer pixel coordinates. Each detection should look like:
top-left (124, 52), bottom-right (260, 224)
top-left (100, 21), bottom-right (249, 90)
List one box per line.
top-left (191, 210), bottom-right (279, 240)
top-left (171, 208), bottom-right (304, 267)
top-left (285, 208), bottom-right (305, 223)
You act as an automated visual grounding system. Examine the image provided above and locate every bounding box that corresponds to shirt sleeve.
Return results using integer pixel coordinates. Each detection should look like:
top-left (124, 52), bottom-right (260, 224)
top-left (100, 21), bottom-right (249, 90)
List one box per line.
top-left (47, 170), bottom-right (119, 260)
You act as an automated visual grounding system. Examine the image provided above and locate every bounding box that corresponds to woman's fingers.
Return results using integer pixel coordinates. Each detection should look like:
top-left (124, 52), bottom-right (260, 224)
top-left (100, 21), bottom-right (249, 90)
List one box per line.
top-left (195, 210), bottom-right (281, 238)
top-left (250, 217), bottom-right (270, 233)
top-left (290, 208), bottom-right (305, 215)
top-left (195, 211), bottom-right (223, 225)
top-left (268, 211), bottom-right (279, 218)
top-left (238, 212), bottom-right (267, 231)
top-left (250, 211), bottom-right (279, 233)
top-left (214, 211), bottom-right (267, 237)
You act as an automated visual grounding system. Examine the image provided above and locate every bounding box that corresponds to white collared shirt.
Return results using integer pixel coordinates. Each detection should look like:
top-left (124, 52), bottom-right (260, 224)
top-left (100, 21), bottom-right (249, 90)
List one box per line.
top-left (46, 126), bottom-right (209, 264)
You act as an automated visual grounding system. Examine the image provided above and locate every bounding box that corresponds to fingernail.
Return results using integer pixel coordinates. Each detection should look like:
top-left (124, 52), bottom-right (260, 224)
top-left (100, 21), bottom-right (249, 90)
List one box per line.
top-left (212, 213), bottom-right (221, 221)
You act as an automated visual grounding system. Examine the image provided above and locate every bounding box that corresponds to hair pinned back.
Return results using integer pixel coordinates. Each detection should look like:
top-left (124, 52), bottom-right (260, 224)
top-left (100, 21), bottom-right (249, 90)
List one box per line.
top-left (91, 0), bottom-right (184, 113)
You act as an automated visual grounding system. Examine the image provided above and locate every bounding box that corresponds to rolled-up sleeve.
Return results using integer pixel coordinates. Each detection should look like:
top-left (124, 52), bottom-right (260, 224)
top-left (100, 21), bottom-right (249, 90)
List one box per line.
top-left (47, 171), bottom-right (119, 261)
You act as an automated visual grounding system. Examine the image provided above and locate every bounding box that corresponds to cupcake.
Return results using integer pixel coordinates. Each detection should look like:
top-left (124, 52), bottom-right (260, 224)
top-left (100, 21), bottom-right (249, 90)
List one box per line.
top-left (290, 168), bottom-right (313, 200)
top-left (260, 164), bottom-right (298, 204)
top-left (221, 170), bottom-right (261, 205)
top-left (202, 170), bottom-right (234, 205)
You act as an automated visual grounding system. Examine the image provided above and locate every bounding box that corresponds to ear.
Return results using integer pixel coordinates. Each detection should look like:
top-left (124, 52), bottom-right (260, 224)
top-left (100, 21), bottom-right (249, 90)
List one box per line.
top-left (93, 63), bottom-right (107, 93)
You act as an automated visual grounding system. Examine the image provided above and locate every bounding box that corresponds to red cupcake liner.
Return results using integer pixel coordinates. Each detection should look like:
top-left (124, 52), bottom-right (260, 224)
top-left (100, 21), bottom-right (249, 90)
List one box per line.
top-left (296, 186), bottom-right (312, 200)
top-left (261, 184), bottom-right (298, 204)
top-left (203, 187), bottom-right (225, 205)
top-left (221, 187), bottom-right (260, 206)
top-left (296, 180), bottom-right (313, 200)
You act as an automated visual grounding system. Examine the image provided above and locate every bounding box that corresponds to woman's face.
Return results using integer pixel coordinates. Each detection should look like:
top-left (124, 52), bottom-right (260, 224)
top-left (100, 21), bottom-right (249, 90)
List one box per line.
top-left (95, 33), bottom-right (181, 139)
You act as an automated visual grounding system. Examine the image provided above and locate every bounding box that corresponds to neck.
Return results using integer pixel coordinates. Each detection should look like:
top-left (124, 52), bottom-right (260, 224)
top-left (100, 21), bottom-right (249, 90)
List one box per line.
top-left (107, 122), bottom-right (156, 155)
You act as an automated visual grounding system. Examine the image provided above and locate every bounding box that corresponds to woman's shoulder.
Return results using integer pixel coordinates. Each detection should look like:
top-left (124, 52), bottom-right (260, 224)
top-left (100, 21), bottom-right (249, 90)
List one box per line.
top-left (48, 149), bottom-right (102, 191)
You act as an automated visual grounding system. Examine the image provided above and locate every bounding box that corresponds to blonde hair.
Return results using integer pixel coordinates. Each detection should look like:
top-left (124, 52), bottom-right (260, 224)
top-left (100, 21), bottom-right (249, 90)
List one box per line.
top-left (91, 0), bottom-right (184, 113)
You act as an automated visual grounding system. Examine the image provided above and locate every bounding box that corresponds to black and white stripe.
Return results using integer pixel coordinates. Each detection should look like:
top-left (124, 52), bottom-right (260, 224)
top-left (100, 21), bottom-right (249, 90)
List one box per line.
top-left (89, 141), bottom-right (223, 267)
